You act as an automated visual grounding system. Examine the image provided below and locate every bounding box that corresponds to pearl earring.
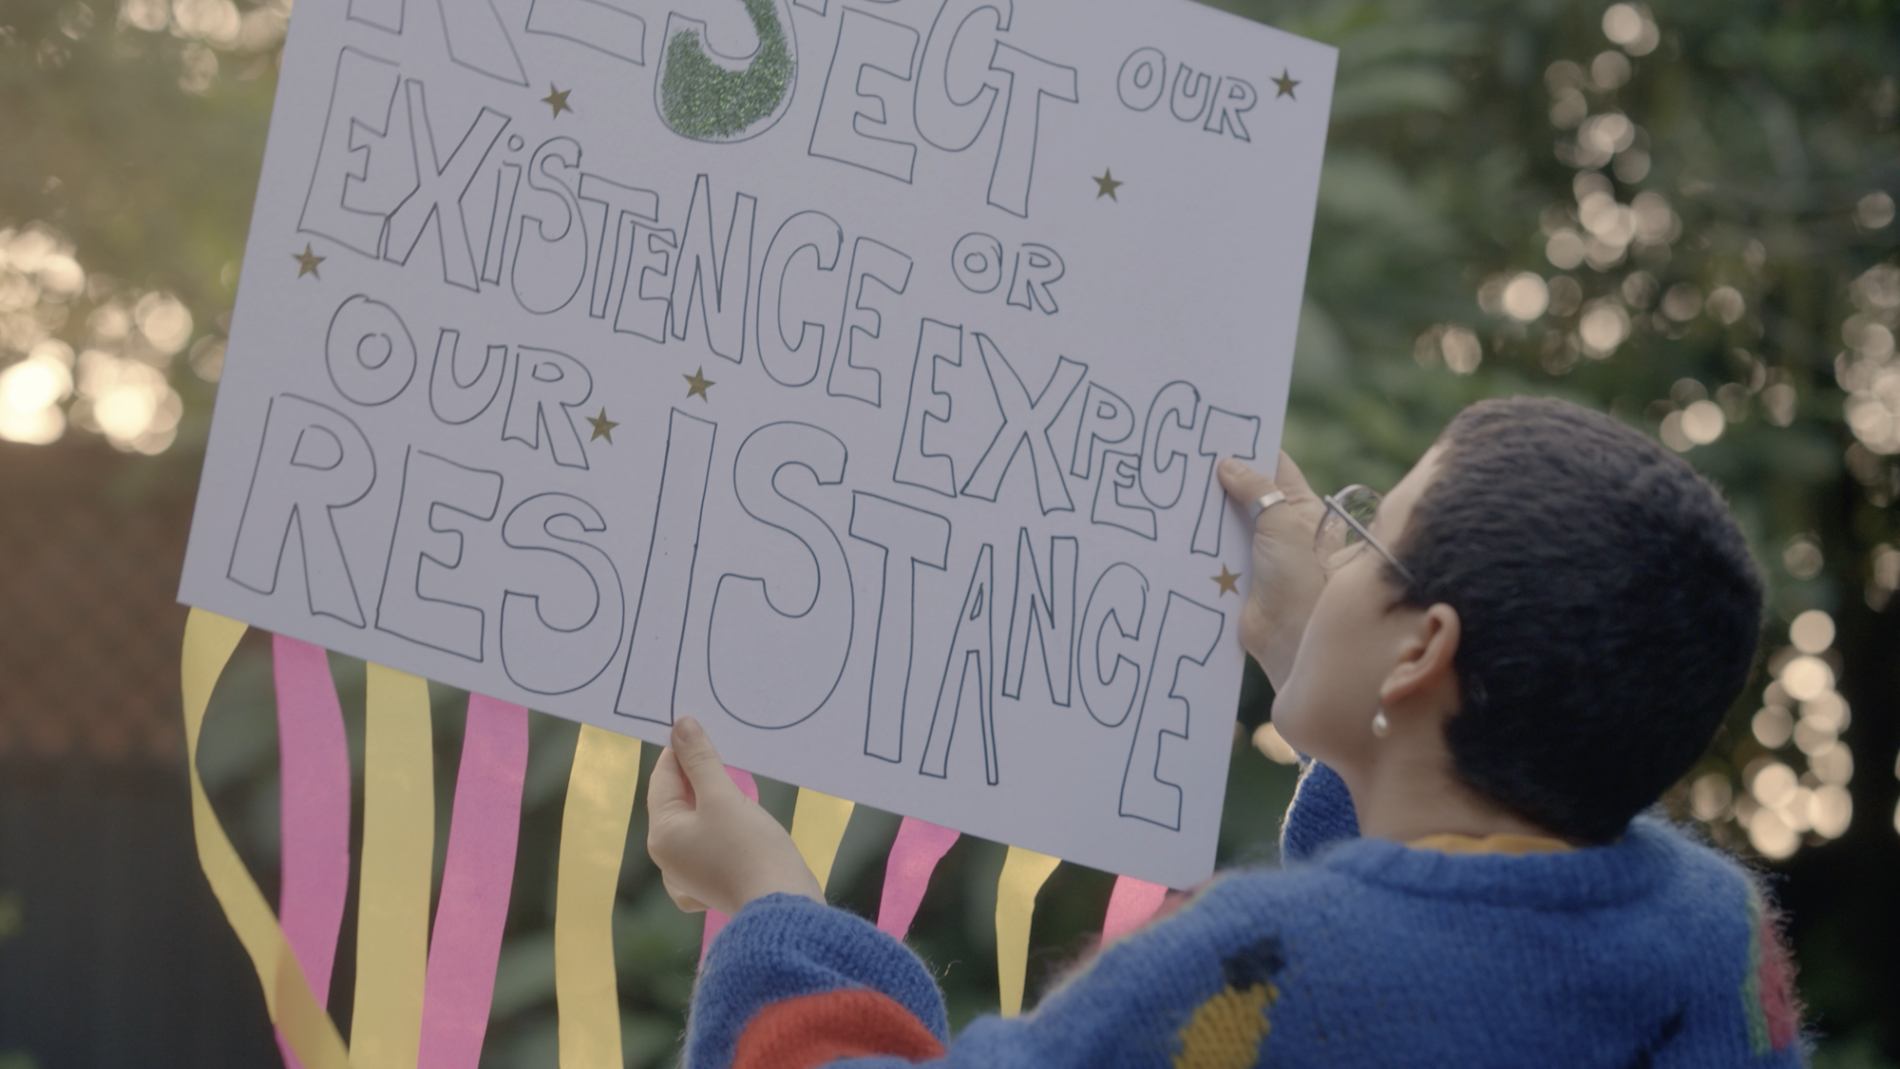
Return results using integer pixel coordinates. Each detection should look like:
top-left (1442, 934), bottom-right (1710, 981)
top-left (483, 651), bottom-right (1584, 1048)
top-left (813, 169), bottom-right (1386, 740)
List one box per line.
top-left (1371, 710), bottom-right (1391, 738)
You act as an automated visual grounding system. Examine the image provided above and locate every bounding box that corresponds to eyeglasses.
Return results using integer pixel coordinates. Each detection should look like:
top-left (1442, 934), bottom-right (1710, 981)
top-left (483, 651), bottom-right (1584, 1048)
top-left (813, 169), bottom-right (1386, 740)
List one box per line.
top-left (1315, 485), bottom-right (1416, 584)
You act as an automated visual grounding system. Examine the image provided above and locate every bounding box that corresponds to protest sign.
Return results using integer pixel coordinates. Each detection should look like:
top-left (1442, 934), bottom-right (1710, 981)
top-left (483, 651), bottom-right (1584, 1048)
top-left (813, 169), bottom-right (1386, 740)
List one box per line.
top-left (179, 0), bottom-right (1335, 887)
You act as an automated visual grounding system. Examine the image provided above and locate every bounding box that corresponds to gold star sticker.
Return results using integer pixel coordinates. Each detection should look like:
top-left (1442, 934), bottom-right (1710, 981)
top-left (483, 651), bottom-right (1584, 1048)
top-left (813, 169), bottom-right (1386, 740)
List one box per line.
top-left (1272, 69), bottom-right (1299, 100)
top-left (1094, 169), bottom-right (1124, 201)
top-left (293, 243), bottom-right (325, 279)
top-left (1213, 565), bottom-right (1241, 596)
top-left (587, 408), bottom-right (619, 444)
top-left (684, 366), bottom-right (714, 401)
top-left (543, 84), bottom-right (573, 118)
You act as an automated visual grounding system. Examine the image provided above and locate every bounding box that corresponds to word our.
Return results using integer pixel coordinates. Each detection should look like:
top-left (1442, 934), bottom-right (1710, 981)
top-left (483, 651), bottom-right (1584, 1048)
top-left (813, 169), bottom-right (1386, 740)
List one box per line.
top-left (1116, 46), bottom-right (1258, 140)
top-left (294, 288), bottom-right (1260, 547)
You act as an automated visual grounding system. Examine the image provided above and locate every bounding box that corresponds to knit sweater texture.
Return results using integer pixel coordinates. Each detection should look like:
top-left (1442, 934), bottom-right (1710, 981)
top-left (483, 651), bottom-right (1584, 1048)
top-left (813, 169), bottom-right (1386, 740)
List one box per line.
top-left (684, 763), bottom-right (1805, 1069)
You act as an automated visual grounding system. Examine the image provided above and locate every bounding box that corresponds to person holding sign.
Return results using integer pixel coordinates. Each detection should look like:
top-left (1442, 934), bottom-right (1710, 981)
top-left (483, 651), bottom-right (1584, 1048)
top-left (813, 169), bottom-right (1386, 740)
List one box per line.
top-left (647, 396), bottom-right (1804, 1067)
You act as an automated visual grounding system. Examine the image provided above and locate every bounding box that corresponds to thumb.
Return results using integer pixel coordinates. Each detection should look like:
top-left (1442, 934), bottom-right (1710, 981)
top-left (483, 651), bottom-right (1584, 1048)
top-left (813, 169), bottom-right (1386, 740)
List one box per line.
top-left (670, 717), bottom-right (739, 804)
top-left (1218, 456), bottom-right (1281, 507)
top-left (646, 745), bottom-right (696, 819)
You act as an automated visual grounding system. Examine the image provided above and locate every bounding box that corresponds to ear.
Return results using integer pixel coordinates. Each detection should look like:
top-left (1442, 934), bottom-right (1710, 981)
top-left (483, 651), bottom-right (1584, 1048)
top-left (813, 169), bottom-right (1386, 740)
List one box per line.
top-left (1379, 604), bottom-right (1462, 721)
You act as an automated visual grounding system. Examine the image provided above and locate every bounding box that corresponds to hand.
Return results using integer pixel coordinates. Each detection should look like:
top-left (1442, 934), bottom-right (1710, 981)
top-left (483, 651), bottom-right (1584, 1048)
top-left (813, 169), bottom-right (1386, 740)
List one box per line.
top-left (1217, 452), bottom-right (1327, 690)
top-left (646, 717), bottom-right (824, 916)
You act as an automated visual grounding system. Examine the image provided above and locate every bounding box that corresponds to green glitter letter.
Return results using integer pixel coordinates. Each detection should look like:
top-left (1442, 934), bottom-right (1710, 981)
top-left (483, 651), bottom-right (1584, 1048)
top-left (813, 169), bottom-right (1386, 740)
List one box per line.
top-left (656, 0), bottom-right (798, 143)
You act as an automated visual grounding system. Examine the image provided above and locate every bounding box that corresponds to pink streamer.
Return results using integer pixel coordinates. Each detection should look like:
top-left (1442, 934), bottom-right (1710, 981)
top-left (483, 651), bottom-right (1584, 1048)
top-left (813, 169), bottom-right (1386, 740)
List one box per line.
top-left (1101, 876), bottom-right (1169, 946)
top-left (875, 818), bottom-right (961, 941)
top-left (700, 767), bottom-right (760, 963)
top-left (271, 635), bottom-right (352, 1069)
top-left (417, 695), bottom-right (529, 1069)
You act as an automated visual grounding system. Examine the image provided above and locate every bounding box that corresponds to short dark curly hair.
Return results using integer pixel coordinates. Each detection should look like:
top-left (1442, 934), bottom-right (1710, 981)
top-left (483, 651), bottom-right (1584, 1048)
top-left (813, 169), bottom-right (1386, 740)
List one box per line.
top-left (1392, 397), bottom-right (1763, 843)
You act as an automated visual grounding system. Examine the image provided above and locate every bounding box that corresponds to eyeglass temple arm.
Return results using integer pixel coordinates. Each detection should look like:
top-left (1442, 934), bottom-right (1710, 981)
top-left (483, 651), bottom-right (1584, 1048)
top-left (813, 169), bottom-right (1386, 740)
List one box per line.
top-left (1323, 493), bottom-right (1417, 584)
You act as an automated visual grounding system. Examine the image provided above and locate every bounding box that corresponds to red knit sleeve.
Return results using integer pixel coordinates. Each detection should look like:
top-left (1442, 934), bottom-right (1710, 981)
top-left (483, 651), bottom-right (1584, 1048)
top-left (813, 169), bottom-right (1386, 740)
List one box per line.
top-left (732, 988), bottom-right (948, 1069)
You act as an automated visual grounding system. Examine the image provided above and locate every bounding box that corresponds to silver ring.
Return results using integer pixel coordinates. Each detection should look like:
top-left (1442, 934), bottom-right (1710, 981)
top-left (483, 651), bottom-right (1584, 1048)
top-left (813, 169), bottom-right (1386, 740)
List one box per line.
top-left (1248, 490), bottom-right (1287, 521)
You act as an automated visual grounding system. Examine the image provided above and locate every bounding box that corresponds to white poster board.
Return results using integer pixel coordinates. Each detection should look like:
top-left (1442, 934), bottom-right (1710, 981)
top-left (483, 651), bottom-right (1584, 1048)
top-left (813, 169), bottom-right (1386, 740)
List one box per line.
top-left (179, 0), bottom-right (1335, 888)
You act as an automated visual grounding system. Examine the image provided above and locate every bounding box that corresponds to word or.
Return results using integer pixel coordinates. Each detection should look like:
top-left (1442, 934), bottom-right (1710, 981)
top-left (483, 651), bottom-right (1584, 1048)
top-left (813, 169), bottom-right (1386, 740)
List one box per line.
top-left (949, 233), bottom-right (1064, 315)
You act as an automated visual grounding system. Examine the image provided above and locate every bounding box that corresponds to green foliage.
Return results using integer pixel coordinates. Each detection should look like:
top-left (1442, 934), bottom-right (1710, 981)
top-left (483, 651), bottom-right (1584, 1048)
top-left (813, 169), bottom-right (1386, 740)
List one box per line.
top-left (0, 889), bottom-right (22, 946)
top-left (0, 0), bottom-right (273, 306)
top-left (1816, 1031), bottom-right (1900, 1069)
top-left (3, 0), bottom-right (1894, 1063)
top-left (1207, 0), bottom-right (1899, 868)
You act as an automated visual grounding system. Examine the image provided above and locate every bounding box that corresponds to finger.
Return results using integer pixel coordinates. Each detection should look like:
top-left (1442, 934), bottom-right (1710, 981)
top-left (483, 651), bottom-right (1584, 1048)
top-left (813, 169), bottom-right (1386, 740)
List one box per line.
top-left (1217, 457), bottom-right (1280, 506)
top-left (1272, 451), bottom-right (1318, 502)
top-left (646, 746), bottom-right (694, 818)
top-left (670, 717), bottom-right (740, 805)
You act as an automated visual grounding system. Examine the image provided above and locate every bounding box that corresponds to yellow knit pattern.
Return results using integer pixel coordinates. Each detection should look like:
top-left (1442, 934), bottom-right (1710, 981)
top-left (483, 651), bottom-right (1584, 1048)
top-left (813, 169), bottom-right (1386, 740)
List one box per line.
top-left (1171, 982), bottom-right (1278, 1069)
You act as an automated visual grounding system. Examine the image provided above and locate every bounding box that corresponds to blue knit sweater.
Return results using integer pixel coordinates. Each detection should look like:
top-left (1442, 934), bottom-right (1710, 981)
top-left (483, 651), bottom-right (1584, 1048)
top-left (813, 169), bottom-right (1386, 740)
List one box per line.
top-left (685, 763), bottom-right (1805, 1068)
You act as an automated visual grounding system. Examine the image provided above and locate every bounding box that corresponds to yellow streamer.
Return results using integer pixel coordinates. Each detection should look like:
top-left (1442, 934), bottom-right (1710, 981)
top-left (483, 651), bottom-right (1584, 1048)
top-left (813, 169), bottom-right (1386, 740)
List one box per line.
top-left (555, 726), bottom-right (644, 1069)
top-left (995, 846), bottom-right (1061, 1018)
top-left (351, 664), bottom-right (434, 1069)
top-left (790, 788), bottom-right (855, 893)
top-left (180, 608), bottom-right (349, 1068)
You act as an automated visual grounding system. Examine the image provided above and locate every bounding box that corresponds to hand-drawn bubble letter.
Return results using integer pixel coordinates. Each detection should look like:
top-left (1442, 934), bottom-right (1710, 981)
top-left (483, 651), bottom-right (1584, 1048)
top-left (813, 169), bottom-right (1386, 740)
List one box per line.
top-left (656, 0), bottom-right (799, 143)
